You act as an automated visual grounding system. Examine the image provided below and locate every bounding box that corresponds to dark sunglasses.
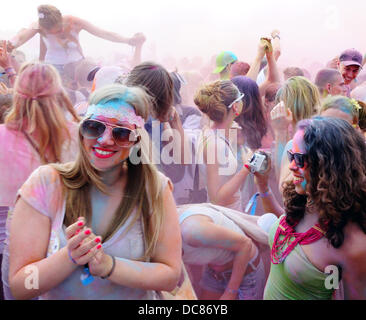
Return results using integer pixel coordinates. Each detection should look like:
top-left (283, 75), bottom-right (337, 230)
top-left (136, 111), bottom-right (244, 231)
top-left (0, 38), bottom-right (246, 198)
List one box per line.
top-left (287, 150), bottom-right (307, 168)
top-left (81, 119), bottom-right (139, 147)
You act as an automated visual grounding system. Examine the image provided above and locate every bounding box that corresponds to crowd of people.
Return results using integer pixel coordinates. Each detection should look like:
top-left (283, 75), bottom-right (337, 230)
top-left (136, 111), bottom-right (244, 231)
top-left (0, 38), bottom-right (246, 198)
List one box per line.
top-left (0, 4), bottom-right (365, 300)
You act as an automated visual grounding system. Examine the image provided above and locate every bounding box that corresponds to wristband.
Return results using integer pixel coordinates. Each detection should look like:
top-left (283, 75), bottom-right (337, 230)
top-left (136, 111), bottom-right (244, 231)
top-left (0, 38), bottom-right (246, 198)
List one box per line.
top-left (5, 67), bottom-right (15, 73)
top-left (226, 287), bottom-right (239, 294)
top-left (101, 255), bottom-right (116, 279)
top-left (68, 250), bottom-right (77, 265)
top-left (260, 187), bottom-right (271, 198)
top-left (273, 35), bottom-right (280, 40)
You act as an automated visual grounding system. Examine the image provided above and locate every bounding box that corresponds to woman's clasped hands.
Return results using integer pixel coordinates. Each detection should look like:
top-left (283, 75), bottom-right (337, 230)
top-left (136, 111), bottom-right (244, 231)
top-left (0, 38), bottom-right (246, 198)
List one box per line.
top-left (65, 217), bottom-right (114, 279)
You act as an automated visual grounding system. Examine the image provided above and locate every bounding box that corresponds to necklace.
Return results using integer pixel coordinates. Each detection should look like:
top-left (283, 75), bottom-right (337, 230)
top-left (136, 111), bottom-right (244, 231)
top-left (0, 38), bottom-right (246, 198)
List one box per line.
top-left (271, 216), bottom-right (325, 264)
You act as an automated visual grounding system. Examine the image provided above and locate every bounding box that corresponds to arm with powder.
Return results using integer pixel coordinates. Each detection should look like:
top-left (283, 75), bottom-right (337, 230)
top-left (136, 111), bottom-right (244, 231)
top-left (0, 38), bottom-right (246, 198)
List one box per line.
top-left (205, 138), bottom-right (250, 207)
top-left (249, 157), bottom-right (285, 217)
top-left (246, 39), bottom-right (267, 82)
top-left (258, 44), bottom-right (281, 97)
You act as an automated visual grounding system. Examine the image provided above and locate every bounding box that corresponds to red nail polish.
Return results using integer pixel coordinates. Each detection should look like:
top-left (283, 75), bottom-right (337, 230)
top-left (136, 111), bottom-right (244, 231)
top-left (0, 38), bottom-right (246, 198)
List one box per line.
top-left (84, 230), bottom-right (91, 235)
top-left (97, 244), bottom-right (102, 250)
top-left (244, 164), bottom-right (250, 170)
top-left (75, 229), bottom-right (81, 235)
top-left (77, 221), bottom-right (84, 227)
top-left (95, 237), bottom-right (101, 243)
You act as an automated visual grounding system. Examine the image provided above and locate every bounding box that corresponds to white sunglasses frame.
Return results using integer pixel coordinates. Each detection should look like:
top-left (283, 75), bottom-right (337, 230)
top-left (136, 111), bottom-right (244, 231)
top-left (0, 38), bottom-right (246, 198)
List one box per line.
top-left (227, 93), bottom-right (245, 109)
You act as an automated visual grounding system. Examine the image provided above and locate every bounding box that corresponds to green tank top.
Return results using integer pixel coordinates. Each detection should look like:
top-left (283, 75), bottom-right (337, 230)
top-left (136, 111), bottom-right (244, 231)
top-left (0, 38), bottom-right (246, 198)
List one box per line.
top-left (263, 216), bottom-right (334, 300)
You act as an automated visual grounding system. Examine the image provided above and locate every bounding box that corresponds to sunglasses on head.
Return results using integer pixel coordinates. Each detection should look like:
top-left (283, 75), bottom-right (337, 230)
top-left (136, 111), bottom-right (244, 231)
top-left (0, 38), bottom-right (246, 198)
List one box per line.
top-left (228, 93), bottom-right (244, 109)
top-left (287, 150), bottom-right (307, 168)
top-left (81, 119), bottom-right (139, 147)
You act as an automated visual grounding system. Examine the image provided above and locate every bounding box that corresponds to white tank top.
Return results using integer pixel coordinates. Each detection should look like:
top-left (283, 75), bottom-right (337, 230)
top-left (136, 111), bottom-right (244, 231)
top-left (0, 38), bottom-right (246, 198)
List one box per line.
top-left (178, 204), bottom-right (245, 266)
top-left (198, 129), bottom-right (242, 211)
top-left (42, 31), bottom-right (83, 65)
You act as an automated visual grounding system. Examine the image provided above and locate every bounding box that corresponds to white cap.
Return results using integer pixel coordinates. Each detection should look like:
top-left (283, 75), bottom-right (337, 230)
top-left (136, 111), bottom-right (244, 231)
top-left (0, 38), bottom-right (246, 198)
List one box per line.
top-left (93, 66), bottom-right (130, 92)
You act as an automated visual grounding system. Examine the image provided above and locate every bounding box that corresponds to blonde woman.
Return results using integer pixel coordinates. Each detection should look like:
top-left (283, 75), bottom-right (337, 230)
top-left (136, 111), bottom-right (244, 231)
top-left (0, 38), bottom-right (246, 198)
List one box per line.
top-left (194, 80), bottom-right (249, 211)
top-left (7, 84), bottom-right (181, 300)
top-left (0, 62), bottom-right (79, 299)
top-left (269, 76), bottom-right (320, 192)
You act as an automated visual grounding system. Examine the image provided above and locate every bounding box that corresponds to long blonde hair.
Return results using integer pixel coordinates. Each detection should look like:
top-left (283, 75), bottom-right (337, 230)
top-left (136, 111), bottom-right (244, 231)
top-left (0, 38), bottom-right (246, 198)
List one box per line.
top-left (276, 76), bottom-right (320, 124)
top-left (5, 62), bottom-right (79, 163)
top-left (53, 84), bottom-right (165, 260)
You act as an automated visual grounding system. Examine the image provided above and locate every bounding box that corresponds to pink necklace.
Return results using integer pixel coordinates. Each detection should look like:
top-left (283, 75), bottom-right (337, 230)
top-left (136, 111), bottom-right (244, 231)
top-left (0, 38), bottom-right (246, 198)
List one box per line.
top-left (271, 216), bottom-right (325, 264)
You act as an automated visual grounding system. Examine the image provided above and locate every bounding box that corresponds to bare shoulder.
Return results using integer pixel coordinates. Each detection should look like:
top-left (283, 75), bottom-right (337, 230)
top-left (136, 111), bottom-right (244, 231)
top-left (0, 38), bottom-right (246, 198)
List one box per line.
top-left (29, 21), bottom-right (40, 31)
top-left (63, 15), bottom-right (83, 30)
top-left (338, 223), bottom-right (366, 262)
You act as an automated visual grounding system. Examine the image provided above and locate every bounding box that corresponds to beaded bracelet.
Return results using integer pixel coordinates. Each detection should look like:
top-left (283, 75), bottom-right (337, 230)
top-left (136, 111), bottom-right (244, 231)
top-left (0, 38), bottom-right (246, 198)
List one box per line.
top-left (101, 255), bottom-right (116, 279)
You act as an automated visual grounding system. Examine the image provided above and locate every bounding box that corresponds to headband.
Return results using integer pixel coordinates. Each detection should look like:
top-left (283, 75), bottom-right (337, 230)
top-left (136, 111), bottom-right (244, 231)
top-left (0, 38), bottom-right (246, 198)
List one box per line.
top-left (17, 90), bottom-right (60, 101)
top-left (85, 100), bottom-right (145, 128)
top-left (17, 92), bottom-right (47, 100)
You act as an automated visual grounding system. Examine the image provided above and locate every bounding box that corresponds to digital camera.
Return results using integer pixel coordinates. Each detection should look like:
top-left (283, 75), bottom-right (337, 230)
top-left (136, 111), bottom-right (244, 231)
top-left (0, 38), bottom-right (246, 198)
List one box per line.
top-left (249, 152), bottom-right (270, 174)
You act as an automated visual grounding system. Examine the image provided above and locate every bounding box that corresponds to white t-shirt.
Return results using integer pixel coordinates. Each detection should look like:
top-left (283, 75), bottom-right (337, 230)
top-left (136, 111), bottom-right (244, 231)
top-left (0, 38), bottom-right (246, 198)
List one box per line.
top-left (5, 165), bottom-right (170, 300)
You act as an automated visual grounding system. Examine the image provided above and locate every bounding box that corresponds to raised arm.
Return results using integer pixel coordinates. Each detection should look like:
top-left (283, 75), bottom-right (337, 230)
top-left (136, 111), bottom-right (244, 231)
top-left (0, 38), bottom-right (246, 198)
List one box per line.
top-left (258, 44), bottom-right (282, 97)
top-left (246, 39), bottom-right (267, 82)
top-left (270, 101), bottom-right (293, 180)
top-left (74, 16), bottom-right (140, 46)
top-left (271, 30), bottom-right (281, 61)
top-left (248, 156), bottom-right (285, 217)
top-left (130, 33), bottom-right (146, 68)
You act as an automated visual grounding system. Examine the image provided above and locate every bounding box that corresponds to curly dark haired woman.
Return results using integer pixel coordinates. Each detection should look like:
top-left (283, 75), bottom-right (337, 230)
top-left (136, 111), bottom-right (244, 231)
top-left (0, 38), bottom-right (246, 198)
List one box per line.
top-left (251, 117), bottom-right (366, 299)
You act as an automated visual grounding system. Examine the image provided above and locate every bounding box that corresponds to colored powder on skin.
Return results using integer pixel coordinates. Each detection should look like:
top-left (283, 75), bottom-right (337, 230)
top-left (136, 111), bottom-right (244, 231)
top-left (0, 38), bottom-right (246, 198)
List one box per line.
top-left (192, 231), bottom-right (235, 250)
top-left (301, 178), bottom-right (308, 191)
top-left (340, 106), bottom-right (353, 115)
top-left (117, 257), bottom-right (143, 273)
top-left (90, 188), bottom-right (109, 232)
top-left (86, 98), bottom-right (144, 128)
top-left (277, 142), bottom-right (285, 169)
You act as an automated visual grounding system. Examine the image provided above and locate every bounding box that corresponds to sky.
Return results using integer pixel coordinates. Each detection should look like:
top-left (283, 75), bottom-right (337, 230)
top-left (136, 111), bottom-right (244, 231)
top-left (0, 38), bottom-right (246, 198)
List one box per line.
top-left (1, 0), bottom-right (365, 76)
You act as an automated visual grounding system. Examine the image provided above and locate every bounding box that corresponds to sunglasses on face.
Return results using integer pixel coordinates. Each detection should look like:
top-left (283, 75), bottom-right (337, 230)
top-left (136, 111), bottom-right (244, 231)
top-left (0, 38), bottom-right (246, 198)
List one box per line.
top-left (81, 119), bottom-right (139, 147)
top-left (287, 150), bottom-right (307, 168)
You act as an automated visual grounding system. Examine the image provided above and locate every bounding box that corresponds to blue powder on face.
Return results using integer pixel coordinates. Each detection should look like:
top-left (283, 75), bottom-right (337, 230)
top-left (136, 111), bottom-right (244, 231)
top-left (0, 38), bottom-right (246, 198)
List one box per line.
top-left (301, 178), bottom-right (307, 191)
